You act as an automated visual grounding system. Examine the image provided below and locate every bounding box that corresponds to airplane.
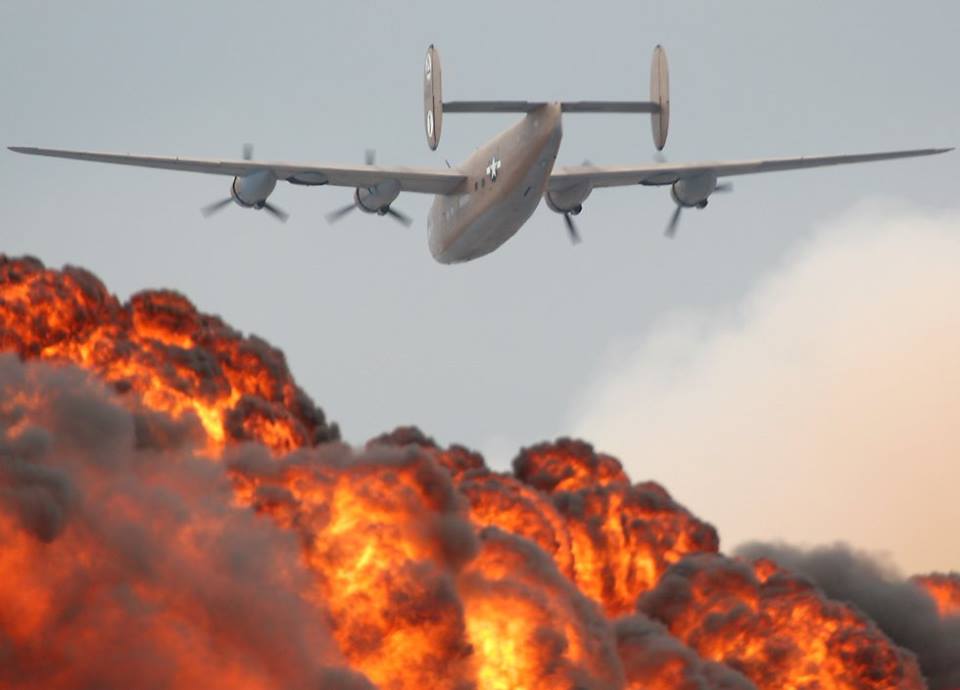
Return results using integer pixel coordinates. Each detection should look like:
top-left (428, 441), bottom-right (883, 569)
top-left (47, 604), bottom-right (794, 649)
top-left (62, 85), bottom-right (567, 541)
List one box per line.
top-left (9, 45), bottom-right (952, 264)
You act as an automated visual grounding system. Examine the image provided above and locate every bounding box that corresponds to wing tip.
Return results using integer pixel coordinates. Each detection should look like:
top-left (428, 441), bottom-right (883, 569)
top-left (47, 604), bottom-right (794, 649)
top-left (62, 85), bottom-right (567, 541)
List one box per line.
top-left (901, 146), bottom-right (953, 156)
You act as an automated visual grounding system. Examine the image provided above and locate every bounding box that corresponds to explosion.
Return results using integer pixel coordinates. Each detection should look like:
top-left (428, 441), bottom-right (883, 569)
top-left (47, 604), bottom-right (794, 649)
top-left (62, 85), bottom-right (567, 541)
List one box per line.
top-left (1, 255), bottom-right (955, 690)
top-left (640, 556), bottom-right (924, 690)
top-left (0, 256), bottom-right (338, 454)
top-left (914, 573), bottom-right (960, 618)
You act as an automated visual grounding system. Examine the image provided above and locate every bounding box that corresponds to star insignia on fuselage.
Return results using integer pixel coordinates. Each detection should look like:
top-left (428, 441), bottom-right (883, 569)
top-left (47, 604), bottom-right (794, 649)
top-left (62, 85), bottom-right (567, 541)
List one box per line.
top-left (486, 156), bottom-right (502, 181)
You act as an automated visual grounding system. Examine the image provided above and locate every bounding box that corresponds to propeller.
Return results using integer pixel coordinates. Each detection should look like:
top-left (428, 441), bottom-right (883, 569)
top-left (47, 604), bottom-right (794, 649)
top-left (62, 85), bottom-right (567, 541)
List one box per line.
top-left (325, 149), bottom-right (412, 227)
top-left (664, 205), bottom-right (684, 238)
top-left (653, 151), bottom-right (686, 238)
top-left (261, 202), bottom-right (290, 222)
top-left (383, 207), bottom-right (413, 226)
top-left (556, 160), bottom-right (591, 245)
top-left (201, 197), bottom-right (234, 218)
top-left (325, 202), bottom-right (358, 223)
top-left (663, 181), bottom-right (733, 238)
top-left (563, 212), bottom-right (581, 244)
top-left (201, 144), bottom-right (289, 222)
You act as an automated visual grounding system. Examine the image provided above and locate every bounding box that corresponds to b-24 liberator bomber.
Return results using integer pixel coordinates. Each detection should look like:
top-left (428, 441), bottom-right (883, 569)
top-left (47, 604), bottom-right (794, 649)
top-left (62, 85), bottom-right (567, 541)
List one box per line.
top-left (10, 45), bottom-right (952, 263)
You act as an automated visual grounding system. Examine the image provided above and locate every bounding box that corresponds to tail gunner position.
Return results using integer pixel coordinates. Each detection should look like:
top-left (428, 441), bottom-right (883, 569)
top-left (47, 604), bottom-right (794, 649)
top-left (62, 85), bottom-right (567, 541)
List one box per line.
top-left (10, 45), bottom-right (952, 264)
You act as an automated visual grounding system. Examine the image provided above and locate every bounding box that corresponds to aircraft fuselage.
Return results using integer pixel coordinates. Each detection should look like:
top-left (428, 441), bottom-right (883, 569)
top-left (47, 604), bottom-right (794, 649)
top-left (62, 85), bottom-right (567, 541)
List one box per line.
top-left (427, 103), bottom-right (562, 263)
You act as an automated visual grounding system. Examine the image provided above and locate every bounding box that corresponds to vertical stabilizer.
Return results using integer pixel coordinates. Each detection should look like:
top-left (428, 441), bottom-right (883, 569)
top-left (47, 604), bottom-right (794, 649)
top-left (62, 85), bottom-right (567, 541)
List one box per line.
top-left (650, 45), bottom-right (670, 150)
top-left (423, 45), bottom-right (443, 150)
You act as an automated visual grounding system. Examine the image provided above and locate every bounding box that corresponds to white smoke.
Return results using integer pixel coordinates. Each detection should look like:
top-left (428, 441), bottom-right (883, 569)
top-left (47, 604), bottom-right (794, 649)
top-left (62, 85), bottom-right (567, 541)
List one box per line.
top-left (570, 203), bottom-right (960, 573)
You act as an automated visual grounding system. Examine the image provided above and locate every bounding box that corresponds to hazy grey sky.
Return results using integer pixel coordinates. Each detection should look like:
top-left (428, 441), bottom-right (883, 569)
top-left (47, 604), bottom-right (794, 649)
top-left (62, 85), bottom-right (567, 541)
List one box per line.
top-left (2, 1), bottom-right (957, 570)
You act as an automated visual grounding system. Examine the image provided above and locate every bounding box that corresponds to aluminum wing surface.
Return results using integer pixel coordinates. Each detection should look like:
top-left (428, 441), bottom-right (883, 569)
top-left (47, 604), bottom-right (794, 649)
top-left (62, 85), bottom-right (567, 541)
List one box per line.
top-left (548, 147), bottom-right (953, 190)
top-left (8, 146), bottom-right (466, 195)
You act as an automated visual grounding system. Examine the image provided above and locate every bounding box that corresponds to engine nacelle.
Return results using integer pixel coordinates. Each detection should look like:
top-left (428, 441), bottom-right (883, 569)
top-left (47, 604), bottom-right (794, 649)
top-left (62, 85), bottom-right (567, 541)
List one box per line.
top-left (231, 171), bottom-right (277, 208)
top-left (671, 172), bottom-right (718, 209)
top-left (355, 179), bottom-right (401, 214)
top-left (546, 182), bottom-right (592, 215)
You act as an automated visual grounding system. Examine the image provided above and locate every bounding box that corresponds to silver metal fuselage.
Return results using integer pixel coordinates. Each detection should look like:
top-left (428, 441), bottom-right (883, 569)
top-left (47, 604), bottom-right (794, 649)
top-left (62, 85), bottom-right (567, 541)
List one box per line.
top-left (427, 103), bottom-right (562, 263)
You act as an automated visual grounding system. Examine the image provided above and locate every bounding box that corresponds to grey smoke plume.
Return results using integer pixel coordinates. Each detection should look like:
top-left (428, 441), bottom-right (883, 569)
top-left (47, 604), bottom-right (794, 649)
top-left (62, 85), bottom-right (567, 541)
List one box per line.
top-left (736, 542), bottom-right (960, 690)
top-left (0, 354), bottom-right (352, 690)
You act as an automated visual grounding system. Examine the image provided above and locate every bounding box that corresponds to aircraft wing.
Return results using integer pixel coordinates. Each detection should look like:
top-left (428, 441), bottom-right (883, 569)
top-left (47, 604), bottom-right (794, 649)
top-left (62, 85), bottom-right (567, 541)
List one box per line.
top-left (8, 146), bottom-right (467, 195)
top-left (548, 147), bottom-right (953, 190)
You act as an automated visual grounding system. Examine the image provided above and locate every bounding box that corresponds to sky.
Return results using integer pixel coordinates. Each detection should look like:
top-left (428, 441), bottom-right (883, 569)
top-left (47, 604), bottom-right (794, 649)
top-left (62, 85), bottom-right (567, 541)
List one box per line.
top-left (1, 1), bottom-right (957, 572)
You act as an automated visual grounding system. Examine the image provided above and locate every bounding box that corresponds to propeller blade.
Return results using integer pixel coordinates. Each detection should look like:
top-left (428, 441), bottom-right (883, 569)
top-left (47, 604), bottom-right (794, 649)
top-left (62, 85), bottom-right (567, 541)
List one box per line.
top-left (326, 203), bottom-right (357, 224)
top-left (364, 149), bottom-right (376, 166)
top-left (653, 152), bottom-right (668, 164)
top-left (665, 205), bottom-right (683, 238)
top-left (715, 181), bottom-right (733, 193)
top-left (564, 213), bottom-right (582, 244)
top-left (243, 143), bottom-right (254, 161)
top-left (262, 202), bottom-right (289, 223)
top-left (384, 206), bottom-right (413, 227)
top-left (201, 197), bottom-right (233, 218)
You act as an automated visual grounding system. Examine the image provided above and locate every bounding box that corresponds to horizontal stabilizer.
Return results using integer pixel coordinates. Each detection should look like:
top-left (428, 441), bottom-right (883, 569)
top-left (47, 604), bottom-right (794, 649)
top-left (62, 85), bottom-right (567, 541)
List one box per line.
top-left (443, 101), bottom-right (543, 113)
top-left (442, 100), bottom-right (660, 114)
top-left (560, 101), bottom-right (659, 113)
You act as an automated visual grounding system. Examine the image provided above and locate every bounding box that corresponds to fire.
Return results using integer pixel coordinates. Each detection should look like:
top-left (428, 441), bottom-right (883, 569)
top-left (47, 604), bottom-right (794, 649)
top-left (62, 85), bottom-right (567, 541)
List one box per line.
top-left (913, 572), bottom-right (960, 617)
top-left (639, 556), bottom-right (925, 690)
top-left (512, 439), bottom-right (720, 617)
top-left (0, 359), bottom-right (344, 690)
top-left (459, 529), bottom-right (623, 690)
top-left (1, 255), bottom-right (951, 690)
top-left (369, 431), bottom-right (719, 613)
top-left (230, 443), bottom-right (476, 690)
top-left (0, 256), bottom-right (338, 454)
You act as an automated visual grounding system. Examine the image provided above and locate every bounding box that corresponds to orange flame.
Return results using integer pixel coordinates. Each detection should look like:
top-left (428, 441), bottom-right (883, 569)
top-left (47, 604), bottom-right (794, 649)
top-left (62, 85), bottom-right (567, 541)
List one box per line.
top-left (513, 439), bottom-right (720, 616)
top-left (0, 256), bottom-right (338, 455)
top-left (0, 256), bottom-right (941, 690)
top-left (640, 555), bottom-right (925, 690)
top-left (913, 572), bottom-right (960, 618)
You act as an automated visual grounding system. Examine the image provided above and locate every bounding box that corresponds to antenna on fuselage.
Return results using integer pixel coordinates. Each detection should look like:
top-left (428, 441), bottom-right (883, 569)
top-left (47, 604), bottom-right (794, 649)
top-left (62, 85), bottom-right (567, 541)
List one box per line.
top-left (421, 44), bottom-right (670, 152)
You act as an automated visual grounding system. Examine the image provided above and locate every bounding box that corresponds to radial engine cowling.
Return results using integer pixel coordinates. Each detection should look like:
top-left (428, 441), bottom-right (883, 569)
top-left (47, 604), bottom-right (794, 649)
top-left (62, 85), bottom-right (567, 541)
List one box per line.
top-left (355, 179), bottom-right (401, 214)
top-left (671, 172), bottom-right (718, 209)
top-left (231, 171), bottom-right (278, 208)
top-left (546, 182), bottom-right (592, 215)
